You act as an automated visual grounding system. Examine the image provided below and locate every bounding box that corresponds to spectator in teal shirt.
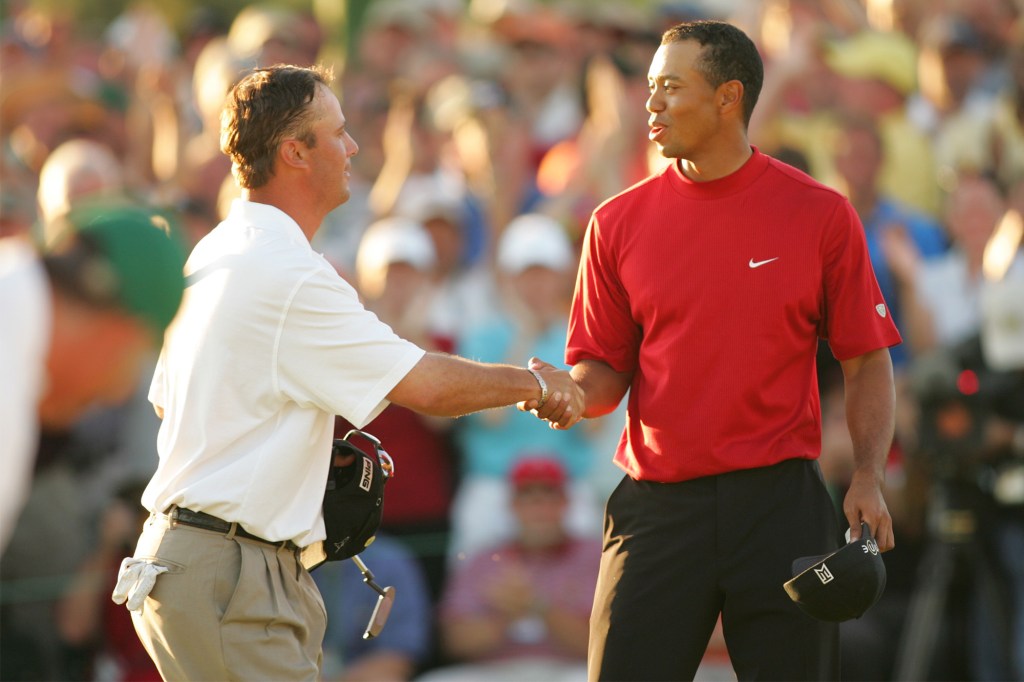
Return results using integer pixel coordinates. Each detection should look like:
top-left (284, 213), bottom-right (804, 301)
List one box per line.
top-left (451, 214), bottom-right (605, 561)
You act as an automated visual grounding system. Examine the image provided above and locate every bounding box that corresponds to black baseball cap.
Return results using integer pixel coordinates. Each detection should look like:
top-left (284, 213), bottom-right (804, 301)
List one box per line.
top-left (783, 522), bottom-right (886, 622)
top-left (320, 431), bottom-right (394, 562)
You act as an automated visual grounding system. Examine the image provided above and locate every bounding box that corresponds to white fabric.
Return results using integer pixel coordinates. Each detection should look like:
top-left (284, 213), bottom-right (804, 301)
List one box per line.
top-left (916, 251), bottom-right (982, 347)
top-left (111, 557), bottom-right (169, 612)
top-left (981, 256), bottom-right (1024, 371)
top-left (0, 239), bottom-right (51, 553)
top-left (143, 200), bottom-right (424, 546)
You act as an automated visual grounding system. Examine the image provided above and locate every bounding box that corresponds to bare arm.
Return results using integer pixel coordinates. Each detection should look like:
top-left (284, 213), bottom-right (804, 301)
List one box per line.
top-left (893, 277), bottom-right (938, 355)
top-left (881, 227), bottom-right (938, 354)
top-left (840, 347), bottom-right (896, 551)
top-left (748, 22), bottom-right (821, 145)
top-left (387, 352), bottom-right (584, 428)
top-left (570, 358), bottom-right (633, 418)
top-left (519, 357), bottom-right (632, 425)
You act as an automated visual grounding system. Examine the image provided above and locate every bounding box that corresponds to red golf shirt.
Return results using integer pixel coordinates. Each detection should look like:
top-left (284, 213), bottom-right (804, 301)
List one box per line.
top-left (567, 148), bottom-right (902, 482)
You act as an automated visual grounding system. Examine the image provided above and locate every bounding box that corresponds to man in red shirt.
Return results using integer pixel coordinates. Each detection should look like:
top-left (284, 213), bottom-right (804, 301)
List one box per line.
top-left (525, 20), bottom-right (901, 681)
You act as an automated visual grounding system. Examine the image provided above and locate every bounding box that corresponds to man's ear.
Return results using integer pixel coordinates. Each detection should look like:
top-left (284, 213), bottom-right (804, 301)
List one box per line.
top-left (718, 80), bottom-right (745, 118)
top-left (278, 139), bottom-right (308, 170)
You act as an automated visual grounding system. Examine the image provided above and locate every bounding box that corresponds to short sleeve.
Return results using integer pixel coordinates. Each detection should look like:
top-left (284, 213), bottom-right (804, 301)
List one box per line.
top-left (566, 214), bottom-right (642, 371)
top-left (275, 268), bottom-right (425, 427)
top-left (821, 200), bottom-right (903, 360)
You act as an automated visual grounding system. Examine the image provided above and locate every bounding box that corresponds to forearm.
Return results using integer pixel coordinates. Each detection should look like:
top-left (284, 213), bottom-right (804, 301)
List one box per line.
top-left (840, 348), bottom-right (897, 548)
top-left (895, 281), bottom-right (938, 354)
top-left (570, 358), bottom-right (632, 419)
top-left (843, 348), bottom-right (896, 480)
top-left (389, 353), bottom-right (545, 418)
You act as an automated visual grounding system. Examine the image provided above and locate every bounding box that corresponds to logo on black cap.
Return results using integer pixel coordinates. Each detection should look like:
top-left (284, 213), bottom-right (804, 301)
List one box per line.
top-left (814, 564), bottom-right (835, 585)
top-left (783, 522), bottom-right (887, 622)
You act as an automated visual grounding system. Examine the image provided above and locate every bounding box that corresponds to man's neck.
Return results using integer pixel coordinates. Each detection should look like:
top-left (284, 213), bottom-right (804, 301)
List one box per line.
top-left (677, 139), bottom-right (753, 183)
top-left (243, 187), bottom-right (324, 242)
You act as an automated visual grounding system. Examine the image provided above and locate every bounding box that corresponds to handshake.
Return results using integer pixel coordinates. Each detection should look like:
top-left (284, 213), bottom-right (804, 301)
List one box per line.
top-left (516, 357), bottom-right (586, 430)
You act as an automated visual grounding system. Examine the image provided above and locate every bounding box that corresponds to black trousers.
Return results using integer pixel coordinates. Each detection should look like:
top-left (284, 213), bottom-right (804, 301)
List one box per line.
top-left (588, 458), bottom-right (841, 681)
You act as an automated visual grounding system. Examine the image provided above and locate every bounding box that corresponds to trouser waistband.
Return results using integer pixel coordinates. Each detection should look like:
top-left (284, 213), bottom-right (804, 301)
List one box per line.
top-left (165, 506), bottom-right (299, 552)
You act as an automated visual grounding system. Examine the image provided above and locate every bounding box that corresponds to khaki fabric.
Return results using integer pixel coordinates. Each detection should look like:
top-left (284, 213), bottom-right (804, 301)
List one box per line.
top-left (129, 513), bottom-right (326, 681)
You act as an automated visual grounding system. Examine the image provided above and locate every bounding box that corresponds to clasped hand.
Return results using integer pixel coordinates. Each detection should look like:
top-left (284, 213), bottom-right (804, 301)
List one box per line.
top-left (517, 357), bottom-right (585, 430)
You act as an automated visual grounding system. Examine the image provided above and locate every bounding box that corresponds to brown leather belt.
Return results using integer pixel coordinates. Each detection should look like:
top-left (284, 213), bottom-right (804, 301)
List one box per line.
top-left (167, 506), bottom-right (298, 551)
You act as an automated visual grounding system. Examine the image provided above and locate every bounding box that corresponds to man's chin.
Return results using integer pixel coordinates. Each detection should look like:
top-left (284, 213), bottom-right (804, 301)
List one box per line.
top-left (328, 191), bottom-right (350, 214)
top-left (655, 143), bottom-right (679, 160)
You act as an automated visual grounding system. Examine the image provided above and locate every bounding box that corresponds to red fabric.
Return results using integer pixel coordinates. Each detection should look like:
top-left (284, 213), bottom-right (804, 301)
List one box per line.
top-left (335, 406), bottom-right (454, 525)
top-left (509, 456), bottom-right (566, 489)
top-left (567, 148), bottom-right (901, 482)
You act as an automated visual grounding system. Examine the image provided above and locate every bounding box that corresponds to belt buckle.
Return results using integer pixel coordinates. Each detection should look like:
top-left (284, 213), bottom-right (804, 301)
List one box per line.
top-left (166, 505), bottom-right (181, 528)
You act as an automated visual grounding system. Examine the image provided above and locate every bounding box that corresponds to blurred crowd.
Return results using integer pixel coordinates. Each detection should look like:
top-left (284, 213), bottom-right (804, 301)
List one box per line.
top-left (2, 0), bottom-right (1023, 680)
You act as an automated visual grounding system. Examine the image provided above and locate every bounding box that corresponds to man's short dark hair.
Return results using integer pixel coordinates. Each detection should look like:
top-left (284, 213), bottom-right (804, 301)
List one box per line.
top-left (662, 21), bottom-right (764, 125)
top-left (220, 64), bottom-right (333, 189)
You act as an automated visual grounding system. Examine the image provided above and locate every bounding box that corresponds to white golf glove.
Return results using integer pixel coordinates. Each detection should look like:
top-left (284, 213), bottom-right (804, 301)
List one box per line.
top-left (111, 558), bottom-right (169, 613)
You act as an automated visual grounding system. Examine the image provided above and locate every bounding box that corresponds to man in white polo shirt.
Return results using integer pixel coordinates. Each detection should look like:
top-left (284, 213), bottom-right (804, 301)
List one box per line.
top-left (121, 64), bottom-right (583, 682)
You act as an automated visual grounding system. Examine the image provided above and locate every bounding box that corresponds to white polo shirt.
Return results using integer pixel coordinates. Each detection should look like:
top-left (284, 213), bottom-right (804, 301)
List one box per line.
top-left (0, 239), bottom-right (50, 552)
top-left (143, 200), bottom-right (425, 546)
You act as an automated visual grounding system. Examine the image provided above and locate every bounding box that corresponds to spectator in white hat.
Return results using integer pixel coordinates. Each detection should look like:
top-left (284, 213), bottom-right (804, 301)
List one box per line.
top-left (449, 213), bottom-right (607, 562)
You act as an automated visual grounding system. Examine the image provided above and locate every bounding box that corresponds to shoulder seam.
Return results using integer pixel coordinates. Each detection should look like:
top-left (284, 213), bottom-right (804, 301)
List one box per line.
top-left (764, 157), bottom-right (846, 200)
top-left (595, 171), bottom-right (668, 213)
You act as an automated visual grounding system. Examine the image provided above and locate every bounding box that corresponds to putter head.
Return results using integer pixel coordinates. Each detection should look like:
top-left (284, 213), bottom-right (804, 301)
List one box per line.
top-left (363, 585), bottom-right (396, 639)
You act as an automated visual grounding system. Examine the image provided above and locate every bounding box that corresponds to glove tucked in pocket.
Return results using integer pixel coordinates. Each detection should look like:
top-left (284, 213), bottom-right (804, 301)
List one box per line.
top-left (111, 558), bottom-right (169, 613)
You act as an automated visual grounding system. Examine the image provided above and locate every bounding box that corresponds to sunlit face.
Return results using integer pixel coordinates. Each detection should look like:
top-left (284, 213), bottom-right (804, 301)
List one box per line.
top-left (304, 85), bottom-right (359, 212)
top-left (509, 265), bottom-right (571, 312)
top-left (646, 40), bottom-right (722, 161)
top-left (39, 313), bottom-right (153, 429)
top-left (835, 127), bottom-right (882, 192)
top-left (946, 177), bottom-right (1005, 256)
top-left (512, 483), bottom-right (568, 548)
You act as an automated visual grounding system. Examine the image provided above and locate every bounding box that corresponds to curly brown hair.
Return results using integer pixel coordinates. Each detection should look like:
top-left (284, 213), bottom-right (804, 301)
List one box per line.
top-left (220, 64), bottom-right (334, 189)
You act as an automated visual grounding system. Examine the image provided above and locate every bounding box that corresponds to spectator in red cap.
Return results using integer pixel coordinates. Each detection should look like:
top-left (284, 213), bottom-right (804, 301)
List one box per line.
top-left (450, 213), bottom-right (604, 563)
top-left (422, 455), bottom-right (600, 682)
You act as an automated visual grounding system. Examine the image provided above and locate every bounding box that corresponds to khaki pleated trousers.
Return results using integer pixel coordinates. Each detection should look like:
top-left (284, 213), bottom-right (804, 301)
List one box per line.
top-left (129, 513), bottom-right (326, 681)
